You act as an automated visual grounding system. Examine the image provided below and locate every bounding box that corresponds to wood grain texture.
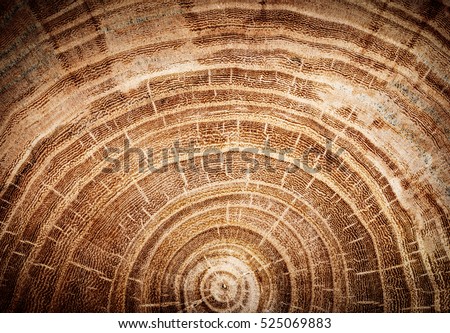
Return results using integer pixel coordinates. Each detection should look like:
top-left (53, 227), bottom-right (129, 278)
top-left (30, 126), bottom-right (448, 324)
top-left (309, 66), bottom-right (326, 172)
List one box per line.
top-left (0, 0), bottom-right (449, 312)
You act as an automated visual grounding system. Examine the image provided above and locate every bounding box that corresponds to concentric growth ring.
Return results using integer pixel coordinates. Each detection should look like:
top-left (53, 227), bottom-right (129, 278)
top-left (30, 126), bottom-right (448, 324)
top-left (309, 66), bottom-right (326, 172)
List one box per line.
top-left (0, 0), bottom-right (449, 313)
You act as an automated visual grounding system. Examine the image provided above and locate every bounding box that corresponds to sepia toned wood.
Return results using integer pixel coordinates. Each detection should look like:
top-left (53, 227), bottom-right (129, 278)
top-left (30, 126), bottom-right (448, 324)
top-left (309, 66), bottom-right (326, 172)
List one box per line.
top-left (0, 0), bottom-right (449, 312)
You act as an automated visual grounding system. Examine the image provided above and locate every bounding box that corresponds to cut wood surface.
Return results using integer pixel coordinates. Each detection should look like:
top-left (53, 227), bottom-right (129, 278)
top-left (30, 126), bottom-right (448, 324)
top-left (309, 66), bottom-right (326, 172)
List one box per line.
top-left (0, 0), bottom-right (449, 312)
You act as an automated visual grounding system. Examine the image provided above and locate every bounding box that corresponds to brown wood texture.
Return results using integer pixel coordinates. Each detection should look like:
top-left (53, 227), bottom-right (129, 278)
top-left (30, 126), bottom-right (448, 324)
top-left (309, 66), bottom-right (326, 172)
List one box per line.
top-left (0, 0), bottom-right (449, 312)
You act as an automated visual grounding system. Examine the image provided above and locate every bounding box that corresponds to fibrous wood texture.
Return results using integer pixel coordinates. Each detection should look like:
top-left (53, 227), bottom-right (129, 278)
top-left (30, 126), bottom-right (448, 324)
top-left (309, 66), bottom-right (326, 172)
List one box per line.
top-left (0, 0), bottom-right (449, 313)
